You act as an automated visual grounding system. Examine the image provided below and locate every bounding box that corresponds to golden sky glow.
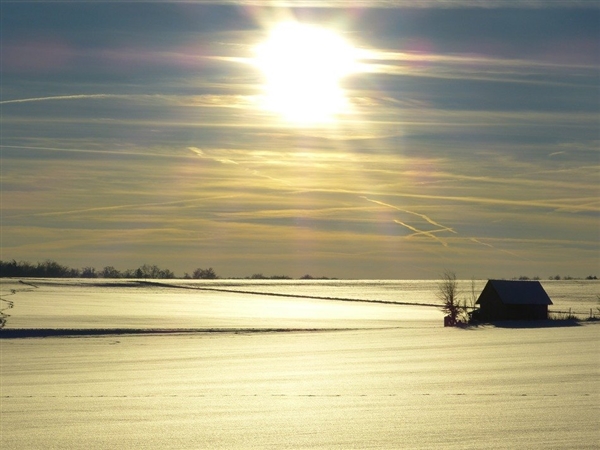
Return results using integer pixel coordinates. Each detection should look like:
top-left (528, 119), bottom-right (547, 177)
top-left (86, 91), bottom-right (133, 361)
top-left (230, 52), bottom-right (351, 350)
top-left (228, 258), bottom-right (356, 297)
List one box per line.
top-left (1, 3), bottom-right (598, 279)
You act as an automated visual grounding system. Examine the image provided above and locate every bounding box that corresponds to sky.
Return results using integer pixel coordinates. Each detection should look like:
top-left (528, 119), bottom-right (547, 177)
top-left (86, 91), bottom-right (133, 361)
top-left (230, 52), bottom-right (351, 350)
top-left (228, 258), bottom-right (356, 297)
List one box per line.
top-left (1, 0), bottom-right (599, 279)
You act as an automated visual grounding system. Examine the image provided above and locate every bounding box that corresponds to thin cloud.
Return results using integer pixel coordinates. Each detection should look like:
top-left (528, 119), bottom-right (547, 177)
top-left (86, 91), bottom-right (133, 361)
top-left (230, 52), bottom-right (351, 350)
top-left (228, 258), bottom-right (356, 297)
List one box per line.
top-left (0, 144), bottom-right (194, 160)
top-left (22, 1), bottom-right (595, 7)
top-left (378, 192), bottom-right (600, 213)
top-left (0, 93), bottom-right (252, 108)
top-left (6, 196), bottom-right (239, 220)
top-left (469, 238), bottom-right (495, 249)
top-left (0, 94), bottom-right (115, 105)
top-left (188, 147), bottom-right (292, 185)
top-left (188, 146), bottom-right (238, 164)
top-left (365, 50), bottom-right (597, 71)
top-left (189, 146), bottom-right (237, 165)
top-left (213, 206), bottom-right (369, 220)
top-left (552, 199), bottom-right (600, 214)
top-left (468, 237), bottom-right (526, 260)
top-left (360, 51), bottom-right (597, 87)
top-left (392, 168), bottom-right (597, 193)
top-left (177, 95), bottom-right (258, 108)
top-left (469, 236), bottom-right (599, 247)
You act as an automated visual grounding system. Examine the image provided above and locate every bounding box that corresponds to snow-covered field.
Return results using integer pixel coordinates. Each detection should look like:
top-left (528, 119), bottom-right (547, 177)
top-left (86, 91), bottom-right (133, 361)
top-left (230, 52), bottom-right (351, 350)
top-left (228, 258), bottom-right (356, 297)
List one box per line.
top-left (1, 279), bottom-right (598, 449)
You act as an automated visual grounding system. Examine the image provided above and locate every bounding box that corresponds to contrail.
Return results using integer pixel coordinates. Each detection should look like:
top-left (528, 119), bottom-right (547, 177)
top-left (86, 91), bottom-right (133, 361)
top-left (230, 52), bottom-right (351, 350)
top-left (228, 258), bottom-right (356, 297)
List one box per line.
top-left (363, 195), bottom-right (535, 260)
top-left (361, 196), bottom-right (457, 234)
top-left (188, 146), bottom-right (291, 185)
top-left (407, 227), bottom-right (456, 239)
top-left (394, 220), bottom-right (448, 247)
top-left (469, 238), bottom-right (533, 261)
top-left (0, 94), bottom-right (115, 105)
top-left (1, 144), bottom-right (149, 157)
top-left (6, 195), bottom-right (237, 219)
top-left (0, 144), bottom-right (200, 161)
top-left (469, 238), bottom-right (495, 249)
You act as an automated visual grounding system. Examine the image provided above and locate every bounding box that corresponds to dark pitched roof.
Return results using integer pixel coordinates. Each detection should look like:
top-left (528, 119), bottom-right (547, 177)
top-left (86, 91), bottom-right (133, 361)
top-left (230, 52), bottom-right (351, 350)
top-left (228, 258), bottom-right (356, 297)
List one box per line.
top-left (476, 280), bottom-right (553, 306)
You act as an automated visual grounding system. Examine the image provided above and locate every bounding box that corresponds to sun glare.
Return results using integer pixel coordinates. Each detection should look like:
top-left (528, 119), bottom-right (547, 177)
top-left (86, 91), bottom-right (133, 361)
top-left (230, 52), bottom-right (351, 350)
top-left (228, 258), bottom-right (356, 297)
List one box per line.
top-left (254, 22), bottom-right (358, 126)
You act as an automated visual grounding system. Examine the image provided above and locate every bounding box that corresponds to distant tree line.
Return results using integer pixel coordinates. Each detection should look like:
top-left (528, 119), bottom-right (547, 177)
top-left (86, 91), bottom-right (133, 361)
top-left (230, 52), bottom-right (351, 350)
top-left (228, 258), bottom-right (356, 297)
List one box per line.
top-left (0, 260), bottom-right (179, 279)
top-left (0, 260), bottom-right (82, 278)
top-left (0, 259), bottom-right (334, 280)
top-left (513, 275), bottom-right (598, 281)
top-left (244, 273), bottom-right (332, 280)
top-left (548, 274), bottom-right (597, 280)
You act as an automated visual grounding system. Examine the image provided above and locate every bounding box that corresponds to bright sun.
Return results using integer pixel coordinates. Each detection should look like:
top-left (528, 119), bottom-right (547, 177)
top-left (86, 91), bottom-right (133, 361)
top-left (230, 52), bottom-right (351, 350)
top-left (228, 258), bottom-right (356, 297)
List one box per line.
top-left (254, 22), bottom-right (358, 125)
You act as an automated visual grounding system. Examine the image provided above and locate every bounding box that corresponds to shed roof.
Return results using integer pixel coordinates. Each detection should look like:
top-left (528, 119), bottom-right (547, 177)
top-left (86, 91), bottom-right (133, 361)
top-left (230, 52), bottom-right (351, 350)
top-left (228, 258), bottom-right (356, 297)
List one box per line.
top-left (476, 280), bottom-right (553, 306)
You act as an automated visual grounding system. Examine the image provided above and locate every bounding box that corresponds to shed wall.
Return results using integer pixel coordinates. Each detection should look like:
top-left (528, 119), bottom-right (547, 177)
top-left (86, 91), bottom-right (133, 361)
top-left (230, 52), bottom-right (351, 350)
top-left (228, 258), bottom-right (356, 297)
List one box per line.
top-left (477, 286), bottom-right (506, 321)
top-left (476, 281), bottom-right (550, 321)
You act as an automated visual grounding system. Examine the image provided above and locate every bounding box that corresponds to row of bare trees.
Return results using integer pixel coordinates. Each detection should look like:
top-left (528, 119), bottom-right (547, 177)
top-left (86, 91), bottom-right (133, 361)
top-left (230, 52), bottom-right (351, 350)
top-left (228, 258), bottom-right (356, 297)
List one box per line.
top-left (0, 260), bottom-right (330, 280)
top-left (0, 260), bottom-right (217, 279)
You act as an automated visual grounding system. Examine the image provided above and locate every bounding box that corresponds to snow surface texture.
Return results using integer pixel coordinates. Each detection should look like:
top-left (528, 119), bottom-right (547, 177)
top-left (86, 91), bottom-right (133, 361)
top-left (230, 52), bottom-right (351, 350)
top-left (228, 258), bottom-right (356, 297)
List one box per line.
top-left (1, 280), bottom-right (598, 449)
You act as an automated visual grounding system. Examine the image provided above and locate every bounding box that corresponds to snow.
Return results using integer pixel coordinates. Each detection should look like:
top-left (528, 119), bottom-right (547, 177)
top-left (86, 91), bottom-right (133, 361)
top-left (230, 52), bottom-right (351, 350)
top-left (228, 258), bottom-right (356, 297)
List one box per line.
top-left (1, 279), bottom-right (598, 449)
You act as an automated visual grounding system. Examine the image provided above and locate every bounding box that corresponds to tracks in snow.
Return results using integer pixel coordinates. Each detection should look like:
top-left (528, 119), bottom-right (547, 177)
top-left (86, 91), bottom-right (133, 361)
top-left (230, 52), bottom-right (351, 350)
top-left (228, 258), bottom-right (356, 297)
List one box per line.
top-left (138, 280), bottom-right (441, 308)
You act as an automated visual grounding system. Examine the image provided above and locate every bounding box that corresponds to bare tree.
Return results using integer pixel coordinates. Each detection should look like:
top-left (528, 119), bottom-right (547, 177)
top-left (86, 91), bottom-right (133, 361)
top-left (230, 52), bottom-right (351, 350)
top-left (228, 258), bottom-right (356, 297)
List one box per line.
top-left (81, 267), bottom-right (98, 278)
top-left (458, 277), bottom-right (479, 323)
top-left (438, 271), bottom-right (461, 326)
top-left (101, 266), bottom-right (121, 278)
top-left (193, 267), bottom-right (217, 279)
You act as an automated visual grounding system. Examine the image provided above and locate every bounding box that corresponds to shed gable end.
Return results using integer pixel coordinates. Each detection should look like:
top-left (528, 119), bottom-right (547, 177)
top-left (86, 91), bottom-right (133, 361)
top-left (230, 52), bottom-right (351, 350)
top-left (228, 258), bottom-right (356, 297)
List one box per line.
top-left (474, 280), bottom-right (552, 321)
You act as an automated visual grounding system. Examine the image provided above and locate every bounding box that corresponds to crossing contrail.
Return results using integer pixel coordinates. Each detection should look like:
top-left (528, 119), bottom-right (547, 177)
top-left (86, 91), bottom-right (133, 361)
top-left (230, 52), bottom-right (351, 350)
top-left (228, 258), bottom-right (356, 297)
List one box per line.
top-left (362, 195), bottom-right (532, 260)
top-left (394, 220), bottom-right (449, 247)
top-left (361, 196), bottom-right (457, 234)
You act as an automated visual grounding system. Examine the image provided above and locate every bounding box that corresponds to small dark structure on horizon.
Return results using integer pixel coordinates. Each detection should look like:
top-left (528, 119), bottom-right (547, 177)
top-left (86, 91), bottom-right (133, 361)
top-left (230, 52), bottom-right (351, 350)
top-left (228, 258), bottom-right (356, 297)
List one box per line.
top-left (475, 280), bottom-right (553, 321)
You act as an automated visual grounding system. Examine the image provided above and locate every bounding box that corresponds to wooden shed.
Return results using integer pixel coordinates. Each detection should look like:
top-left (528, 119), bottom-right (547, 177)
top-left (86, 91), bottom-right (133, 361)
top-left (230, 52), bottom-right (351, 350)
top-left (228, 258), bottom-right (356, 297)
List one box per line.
top-left (475, 280), bottom-right (552, 321)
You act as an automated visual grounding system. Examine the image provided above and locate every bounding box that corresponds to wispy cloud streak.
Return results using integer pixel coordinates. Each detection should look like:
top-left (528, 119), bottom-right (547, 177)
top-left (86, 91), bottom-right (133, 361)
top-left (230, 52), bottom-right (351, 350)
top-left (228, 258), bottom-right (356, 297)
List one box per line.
top-left (359, 50), bottom-right (598, 86)
top-left (188, 147), bottom-right (291, 185)
top-left (0, 94), bottom-right (115, 105)
top-left (0, 145), bottom-right (192, 160)
top-left (0, 93), bottom-right (254, 107)
top-left (364, 192), bottom-right (600, 214)
top-left (27, 1), bottom-right (595, 8)
top-left (469, 238), bottom-right (533, 261)
top-left (6, 196), bottom-right (239, 220)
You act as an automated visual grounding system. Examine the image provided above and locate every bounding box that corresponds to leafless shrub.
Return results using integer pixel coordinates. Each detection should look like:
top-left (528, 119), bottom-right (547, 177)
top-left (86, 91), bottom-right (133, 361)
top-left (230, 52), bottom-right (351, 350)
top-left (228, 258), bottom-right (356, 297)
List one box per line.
top-left (438, 271), bottom-right (461, 326)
